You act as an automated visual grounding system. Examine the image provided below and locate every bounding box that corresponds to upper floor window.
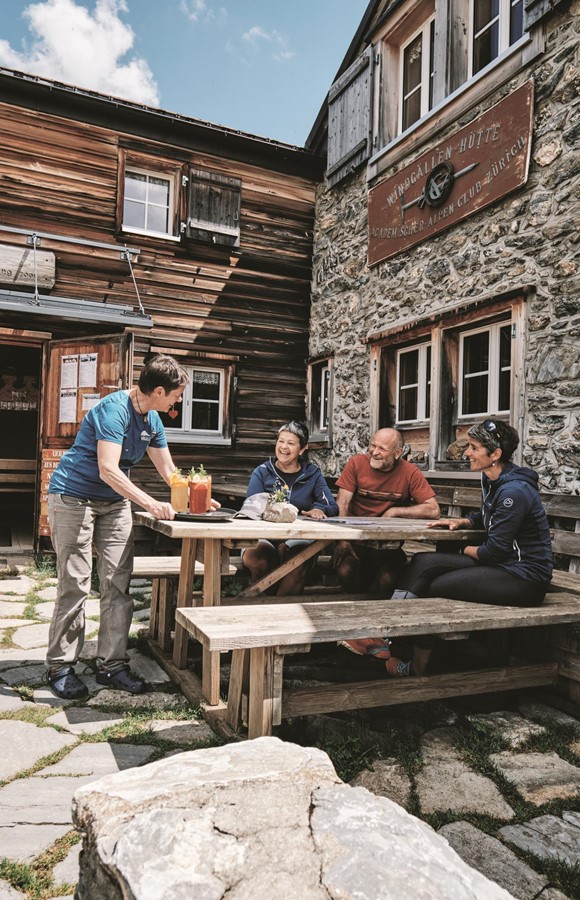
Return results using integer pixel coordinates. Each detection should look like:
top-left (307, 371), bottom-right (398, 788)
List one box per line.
top-left (123, 168), bottom-right (174, 238)
top-left (158, 363), bottom-right (235, 445)
top-left (471, 0), bottom-right (524, 75)
top-left (400, 18), bottom-right (435, 132)
top-left (458, 321), bottom-right (512, 417)
top-left (396, 342), bottom-right (431, 424)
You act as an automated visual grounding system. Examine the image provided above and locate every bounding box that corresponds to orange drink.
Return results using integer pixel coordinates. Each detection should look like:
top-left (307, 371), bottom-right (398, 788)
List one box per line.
top-left (169, 470), bottom-right (189, 512)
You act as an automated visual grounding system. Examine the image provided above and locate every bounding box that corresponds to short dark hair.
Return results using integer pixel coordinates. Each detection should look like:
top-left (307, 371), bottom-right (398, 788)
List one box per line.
top-left (139, 355), bottom-right (188, 394)
top-left (277, 421), bottom-right (309, 449)
top-left (467, 419), bottom-right (519, 462)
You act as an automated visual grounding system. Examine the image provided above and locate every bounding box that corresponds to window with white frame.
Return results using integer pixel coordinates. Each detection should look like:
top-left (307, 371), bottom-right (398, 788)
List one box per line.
top-left (307, 357), bottom-right (333, 443)
top-left (400, 18), bottom-right (435, 133)
top-left (159, 364), bottom-right (233, 444)
top-left (470, 0), bottom-right (524, 76)
top-left (123, 168), bottom-right (174, 237)
top-left (396, 342), bottom-right (431, 424)
top-left (458, 321), bottom-right (512, 417)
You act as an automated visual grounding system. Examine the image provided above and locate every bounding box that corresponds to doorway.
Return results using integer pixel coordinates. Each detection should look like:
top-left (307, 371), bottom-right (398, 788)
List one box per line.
top-left (0, 343), bottom-right (42, 551)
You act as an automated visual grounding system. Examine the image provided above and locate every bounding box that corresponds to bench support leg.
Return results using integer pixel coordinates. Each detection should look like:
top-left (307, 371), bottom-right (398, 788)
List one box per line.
top-left (172, 539), bottom-right (198, 669)
top-left (248, 646), bottom-right (275, 739)
top-left (226, 649), bottom-right (249, 730)
top-left (149, 579), bottom-right (160, 641)
top-left (202, 539), bottom-right (223, 705)
top-left (157, 579), bottom-right (177, 652)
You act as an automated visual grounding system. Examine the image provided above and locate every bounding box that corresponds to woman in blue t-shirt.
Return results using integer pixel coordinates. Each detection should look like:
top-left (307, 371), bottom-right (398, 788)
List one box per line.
top-left (45, 355), bottom-right (188, 700)
top-left (241, 421), bottom-right (338, 595)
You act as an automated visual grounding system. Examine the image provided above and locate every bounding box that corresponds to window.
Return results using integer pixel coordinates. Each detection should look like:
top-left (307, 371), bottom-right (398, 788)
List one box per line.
top-left (471, 0), bottom-right (524, 75)
top-left (186, 169), bottom-right (242, 247)
top-left (400, 18), bottom-right (435, 132)
top-left (396, 342), bottom-right (431, 424)
top-left (123, 168), bottom-right (174, 237)
top-left (307, 357), bottom-right (333, 444)
top-left (159, 364), bottom-right (234, 445)
top-left (458, 322), bottom-right (512, 417)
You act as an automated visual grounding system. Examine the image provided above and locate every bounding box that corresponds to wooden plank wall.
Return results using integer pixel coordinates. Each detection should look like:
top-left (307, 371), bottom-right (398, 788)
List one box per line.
top-left (0, 98), bottom-right (318, 494)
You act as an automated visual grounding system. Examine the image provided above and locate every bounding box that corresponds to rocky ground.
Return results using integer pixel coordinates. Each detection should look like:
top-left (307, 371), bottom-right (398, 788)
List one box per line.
top-left (1, 561), bottom-right (580, 899)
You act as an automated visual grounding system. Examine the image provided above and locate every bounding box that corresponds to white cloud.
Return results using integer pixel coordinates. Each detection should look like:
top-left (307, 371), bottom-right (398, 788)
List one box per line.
top-left (240, 24), bottom-right (294, 62)
top-left (0, 0), bottom-right (159, 105)
top-left (180, 0), bottom-right (227, 25)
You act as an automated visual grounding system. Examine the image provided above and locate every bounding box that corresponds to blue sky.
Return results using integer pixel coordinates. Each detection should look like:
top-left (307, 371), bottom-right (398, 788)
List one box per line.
top-left (0, 0), bottom-right (369, 145)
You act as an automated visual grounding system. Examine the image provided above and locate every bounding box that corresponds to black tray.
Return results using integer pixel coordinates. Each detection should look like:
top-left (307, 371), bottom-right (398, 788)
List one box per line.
top-left (173, 509), bottom-right (236, 522)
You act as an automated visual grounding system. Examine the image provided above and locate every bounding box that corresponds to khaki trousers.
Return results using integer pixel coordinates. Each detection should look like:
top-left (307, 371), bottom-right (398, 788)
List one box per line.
top-left (47, 493), bottom-right (134, 671)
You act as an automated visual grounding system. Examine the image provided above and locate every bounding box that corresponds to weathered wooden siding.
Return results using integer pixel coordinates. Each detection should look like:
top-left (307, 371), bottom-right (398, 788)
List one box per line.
top-left (0, 92), bottom-right (321, 493)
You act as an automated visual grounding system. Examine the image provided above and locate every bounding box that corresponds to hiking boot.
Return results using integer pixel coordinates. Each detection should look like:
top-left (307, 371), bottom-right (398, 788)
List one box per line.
top-left (385, 657), bottom-right (411, 677)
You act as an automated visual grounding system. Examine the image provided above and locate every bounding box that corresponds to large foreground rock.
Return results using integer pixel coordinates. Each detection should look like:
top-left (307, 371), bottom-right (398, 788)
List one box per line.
top-left (74, 737), bottom-right (513, 900)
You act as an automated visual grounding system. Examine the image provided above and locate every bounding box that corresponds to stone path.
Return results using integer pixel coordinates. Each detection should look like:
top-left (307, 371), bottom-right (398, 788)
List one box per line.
top-left (1, 561), bottom-right (580, 899)
top-left (0, 563), bottom-right (217, 899)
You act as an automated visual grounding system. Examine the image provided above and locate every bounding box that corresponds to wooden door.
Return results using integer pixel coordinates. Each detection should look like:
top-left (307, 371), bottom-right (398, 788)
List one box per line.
top-left (37, 333), bottom-right (133, 546)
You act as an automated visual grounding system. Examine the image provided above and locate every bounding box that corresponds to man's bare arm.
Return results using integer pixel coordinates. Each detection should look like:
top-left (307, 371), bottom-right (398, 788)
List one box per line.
top-left (382, 496), bottom-right (441, 519)
top-left (336, 487), bottom-right (354, 518)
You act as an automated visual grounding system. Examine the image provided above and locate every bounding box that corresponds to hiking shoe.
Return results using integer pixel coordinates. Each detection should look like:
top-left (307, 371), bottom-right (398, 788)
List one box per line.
top-left (385, 657), bottom-right (411, 677)
top-left (43, 666), bottom-right (88, 700)
top-left (96, 664), bottom-right (146, 694)
top-left (338, 638), bottom-right (392, 659)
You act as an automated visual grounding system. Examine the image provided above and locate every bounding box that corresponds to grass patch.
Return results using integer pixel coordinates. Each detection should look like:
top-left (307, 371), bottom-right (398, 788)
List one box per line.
top-left (0, 828), bottom-right (80, 900)
top-left (0, 565), bottom-right (19, 580)
top-left (1, 626), bottom-right (17, 648)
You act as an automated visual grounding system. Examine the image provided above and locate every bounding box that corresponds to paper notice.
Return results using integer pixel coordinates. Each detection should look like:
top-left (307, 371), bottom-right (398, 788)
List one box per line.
top-left (60, 355), bottom-right (78, 389)
top-left (59, 388), bottom-right (77, 423)
top-left (79, 353), bottom-right (98, 388)
top-left (81, 393), bottom-right (101, 411)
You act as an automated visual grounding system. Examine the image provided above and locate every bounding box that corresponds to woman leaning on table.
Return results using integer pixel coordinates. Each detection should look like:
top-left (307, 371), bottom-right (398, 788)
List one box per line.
top-left (346, 419), bottom-right (554, 677)
top-left (241, 421), bottom-right (338, 595)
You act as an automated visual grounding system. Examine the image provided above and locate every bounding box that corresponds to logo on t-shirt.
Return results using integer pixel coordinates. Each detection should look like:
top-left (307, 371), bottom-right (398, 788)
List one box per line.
top-left (140, 430), bottom-right (152, 442)
top-left (503, 497), bottom-right (514, 508)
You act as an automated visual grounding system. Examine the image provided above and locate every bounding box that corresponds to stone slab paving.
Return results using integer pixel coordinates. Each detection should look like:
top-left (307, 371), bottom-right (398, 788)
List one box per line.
top-left (500, 814), bottom-right (580, 867)
top-left (0, 877), bottom-right (26, 897)
top-left (0, 619), bottom-right (33, 629)
top-left (467, 711), bottom-right (546, 748)
top-left (0, 600), bottom-right (26, 616)
top-left (350, 757), bottom-right (412, 808)
top-left (0, 775), bottom-right (96, 826)
top-left (34, 596), bottom-right (101, 619)
top-left (46, 707), bottom-right (127, 736)
top-left (415, 728), bottom-right (515, 819)
top-left (0, 684), bottom-right (34, 712)
top-left (147, 718), bottom-right (216, 746)
top-left (35, 585), bottom-right (58, 601)
top-left (38, 743), bottom-right (156, 776)
top-left (52, 843), bottom-right (81, 886)
top-left (0, 720), bottom-right (77, 781)
top-left (0, 576), bottom-right (35, 594)
top-left (0, 662), bottom-right (48, 686)
top-left (126, 648), bottom-right (170, 683)
top-left (518, 701), bottom-right (580, 730)
top-left (0, 646), bottom-right (47, 669)
top-left (0, 824), bottom-right (71, 864)
top-left (439, 821), bottom-right (550, 899)
top-left (87, 689), bottom-right (182, 710)
top-left (490, 751), bottom-right (580, 805)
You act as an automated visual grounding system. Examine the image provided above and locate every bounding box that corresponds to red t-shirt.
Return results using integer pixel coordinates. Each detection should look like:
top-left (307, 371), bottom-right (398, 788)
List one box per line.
top-left (336, 454), bottom-right (435, 517)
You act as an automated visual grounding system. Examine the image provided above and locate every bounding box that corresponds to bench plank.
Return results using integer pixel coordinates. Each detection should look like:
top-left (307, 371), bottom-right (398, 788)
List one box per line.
top-left (176, 593), bottom-right (580, 653)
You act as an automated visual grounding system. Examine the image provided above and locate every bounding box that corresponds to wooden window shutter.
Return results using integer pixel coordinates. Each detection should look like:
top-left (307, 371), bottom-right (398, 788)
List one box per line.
top-left (523, 0), bottom-right (568, 28)
top-left (187, 169), bottom-right (241, 247)
top-left (326, 46), bottom-right (374, 188)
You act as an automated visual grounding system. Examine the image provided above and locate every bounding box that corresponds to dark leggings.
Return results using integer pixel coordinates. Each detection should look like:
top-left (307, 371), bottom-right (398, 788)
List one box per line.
top-left (398, 552), bottom-right (547, 607)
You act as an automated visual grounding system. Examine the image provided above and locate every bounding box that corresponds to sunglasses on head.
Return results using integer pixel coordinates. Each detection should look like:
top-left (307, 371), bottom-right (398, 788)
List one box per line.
top-left (482, 420), bottom-right (498, 433)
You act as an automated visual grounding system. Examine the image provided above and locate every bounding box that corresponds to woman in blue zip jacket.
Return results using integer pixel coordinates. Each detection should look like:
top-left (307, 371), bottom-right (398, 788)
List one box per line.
top-left (242, 421), bottom-right (338, 595)
top-left (352, 418), bottom-right (553, 677)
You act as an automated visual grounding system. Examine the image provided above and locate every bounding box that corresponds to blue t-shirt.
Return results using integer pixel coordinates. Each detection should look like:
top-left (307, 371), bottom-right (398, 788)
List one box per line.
top-left (49, 390), bottom-right (167, 501)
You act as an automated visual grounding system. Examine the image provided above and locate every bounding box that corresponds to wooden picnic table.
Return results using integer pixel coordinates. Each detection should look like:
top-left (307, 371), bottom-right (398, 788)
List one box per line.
top-left (134, 512), bottom-right (484, 706)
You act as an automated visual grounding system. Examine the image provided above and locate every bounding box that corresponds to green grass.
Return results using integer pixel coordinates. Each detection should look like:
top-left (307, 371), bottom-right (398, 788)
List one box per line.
top-left (0, 829), bottom-right (80, 899)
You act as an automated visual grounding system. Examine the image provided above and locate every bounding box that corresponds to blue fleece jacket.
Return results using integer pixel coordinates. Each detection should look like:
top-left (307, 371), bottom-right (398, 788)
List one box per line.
top-left (466, 463), bottom-right (553, 583)
top-left (246, 458), bottom-right (338, 516)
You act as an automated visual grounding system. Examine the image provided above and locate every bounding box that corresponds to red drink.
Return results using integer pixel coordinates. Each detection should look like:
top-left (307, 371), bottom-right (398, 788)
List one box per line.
top-left (189, 479), bottom-right (208, 514)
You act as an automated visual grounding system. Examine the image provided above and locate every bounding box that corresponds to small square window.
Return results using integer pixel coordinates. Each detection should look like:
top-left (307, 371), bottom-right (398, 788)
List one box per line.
top-left (396, 342), bottom-right (431, 424)
top-left (459, 322), bottom-right (511, 417)
top-left (158, 364), bottom-right (233, 445)
top-left (123, 168), bottom-right (174, 237)
top-left (471, 0), bottom-right (524, 75)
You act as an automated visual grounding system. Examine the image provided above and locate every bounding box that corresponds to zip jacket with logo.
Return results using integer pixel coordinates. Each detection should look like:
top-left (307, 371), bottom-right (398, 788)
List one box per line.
top-left (466, 463), bottom-right (553, 583)
top-left (246, 458), bottom-right (338, 516)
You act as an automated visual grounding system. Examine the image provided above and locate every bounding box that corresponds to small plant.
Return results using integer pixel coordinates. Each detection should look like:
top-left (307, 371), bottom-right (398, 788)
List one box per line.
top-left (270, 479), bottom-right (289, 503)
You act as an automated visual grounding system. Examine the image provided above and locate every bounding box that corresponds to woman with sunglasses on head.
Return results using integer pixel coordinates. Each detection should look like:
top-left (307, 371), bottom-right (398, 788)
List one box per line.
top-left (357, 419), bottom-right (553, 677)
top-left (241, 421), bottom-right (338, 595)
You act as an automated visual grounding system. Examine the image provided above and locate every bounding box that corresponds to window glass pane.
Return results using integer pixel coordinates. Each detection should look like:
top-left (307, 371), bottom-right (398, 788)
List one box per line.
top-left (498, 370), bottom-right (511, 411)
top-left (473, 21), bottom-right (499, 72)
top-left (159, 405), bottom-right (183, 429)
top-left (148, 177), bottom-right (170, 207)
top-left (463, 373), bottom-right (489, 414)
top-left (147, 205), bottom-right (169, 234)
top-left (402, 33), bottom-right (422, 129)
top-left (463, 332), bottom-right (489, 375)
top-left (399, 349), bottom-right (419, 387)
top-left (474, 0), bottom-right (499, 33)
top-left (429, 20), bottom-right (435, 110)
top-left (499, 324), bottom-right (511, 369)
top-left (321, 366), bottom-right (330, 429)
top-left (123, 199), bottom-right (145, 230)
top-left (192, 371), bottom-right (220, 402)
top-left (125, 171), bottom-right (146, 201)
top-left (510, 0), bottom-right (523, 43)
top-left (399, 386), bottom-right (418, 421)
top-left (192, 402), bottom-right (219, 431)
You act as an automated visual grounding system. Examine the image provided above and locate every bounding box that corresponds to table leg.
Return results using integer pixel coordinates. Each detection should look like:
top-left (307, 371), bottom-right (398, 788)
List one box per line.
top-left (201, 538), bottom-right (223, 705)
top-left (172, 538), bottom-right (198, 668)
top-left (236, 539), bottom-right (331, 599)
top-left (248, 646), bottom-right (274, 739)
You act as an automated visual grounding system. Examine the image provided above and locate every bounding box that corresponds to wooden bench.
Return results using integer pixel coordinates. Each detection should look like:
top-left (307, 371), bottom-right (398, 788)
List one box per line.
top-left (0, 459), bottom-right (36, 492)
top-left (131, 554), bottom-right (241, 652)
top-left (176, 592), bottom-right (580, 739)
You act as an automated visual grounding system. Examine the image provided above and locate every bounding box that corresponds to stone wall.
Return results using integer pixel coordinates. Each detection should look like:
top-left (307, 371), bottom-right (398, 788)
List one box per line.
top-left (309, 4), bottom-right (579, 493)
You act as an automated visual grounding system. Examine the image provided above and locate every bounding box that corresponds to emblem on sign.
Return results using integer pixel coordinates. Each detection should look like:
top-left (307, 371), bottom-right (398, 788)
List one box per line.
top-left (400, 162), bottom-right (479, 222)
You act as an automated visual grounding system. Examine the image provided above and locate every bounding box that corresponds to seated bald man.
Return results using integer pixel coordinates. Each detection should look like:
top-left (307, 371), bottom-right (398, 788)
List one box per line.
top-left (333, 428), bottom-right (440, 596)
